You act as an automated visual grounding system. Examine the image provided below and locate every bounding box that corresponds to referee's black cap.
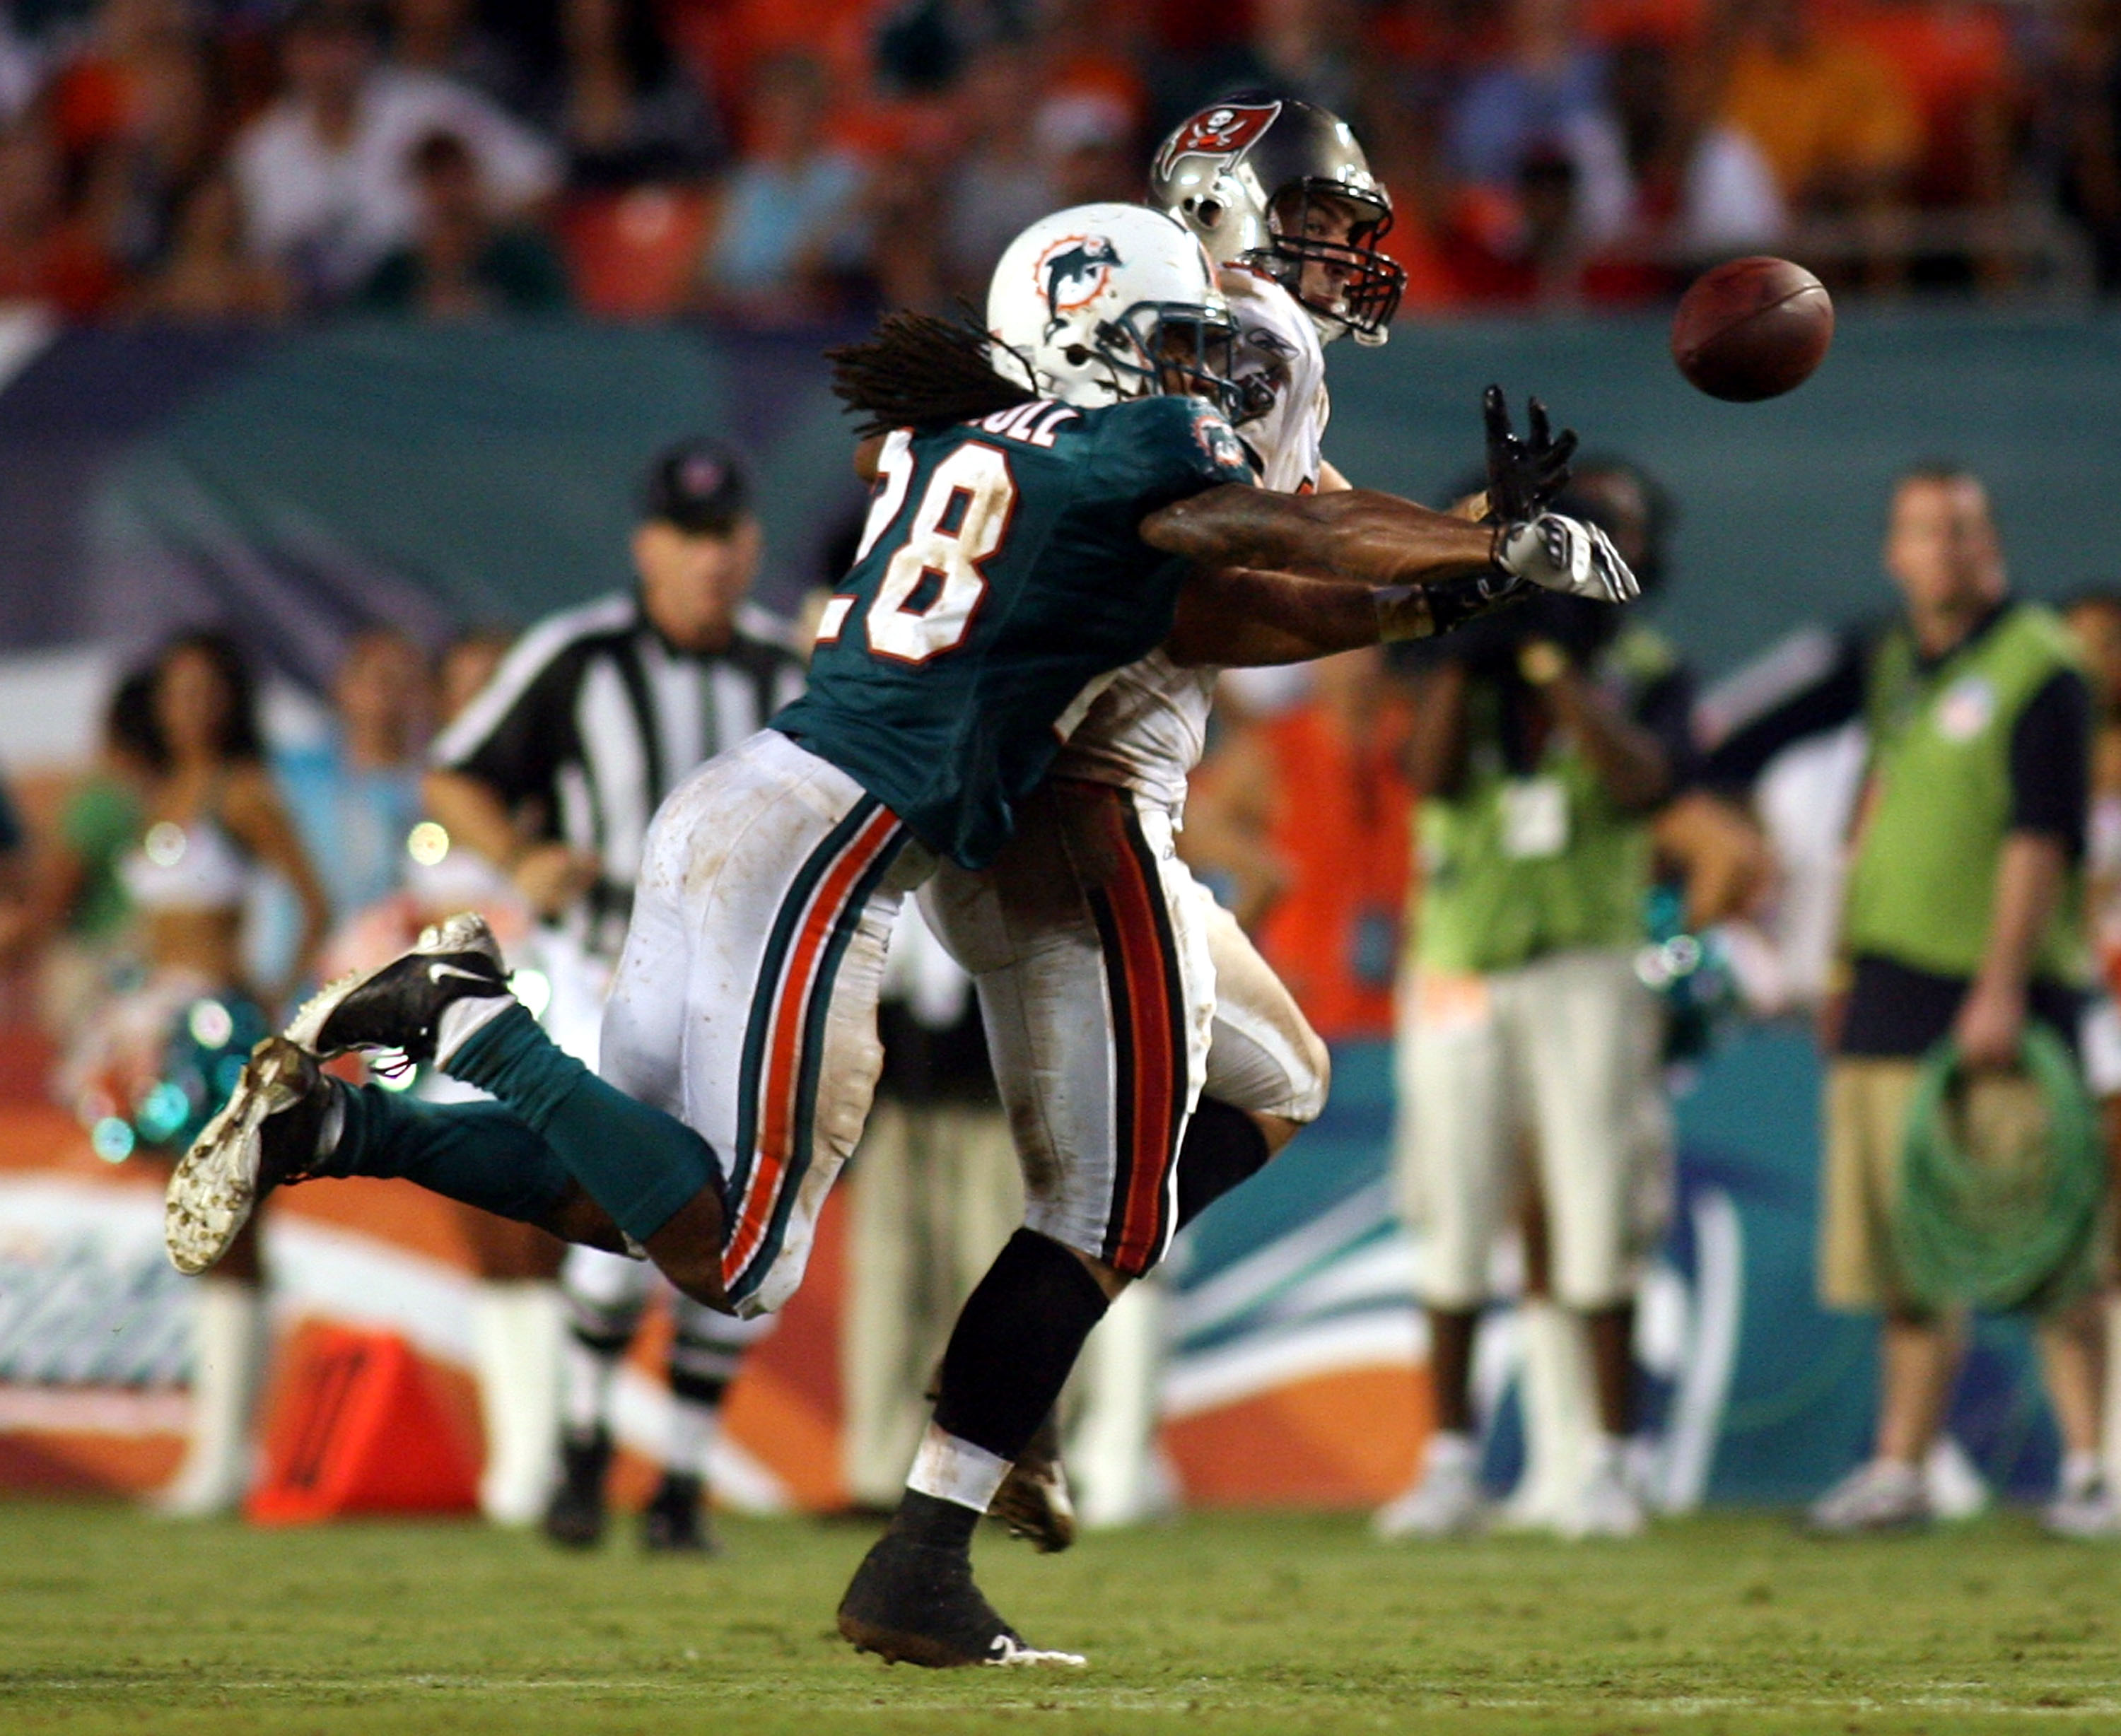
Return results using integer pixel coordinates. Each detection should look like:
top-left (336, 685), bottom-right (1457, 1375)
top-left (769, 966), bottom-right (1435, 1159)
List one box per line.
top-left (642, 437), bottom-right (752, 536)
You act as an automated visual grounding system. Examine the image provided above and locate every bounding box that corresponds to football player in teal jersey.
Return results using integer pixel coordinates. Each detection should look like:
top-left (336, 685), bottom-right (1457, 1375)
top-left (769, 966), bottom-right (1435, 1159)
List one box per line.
top-left (169, 202), bottom-right (1636, 1667)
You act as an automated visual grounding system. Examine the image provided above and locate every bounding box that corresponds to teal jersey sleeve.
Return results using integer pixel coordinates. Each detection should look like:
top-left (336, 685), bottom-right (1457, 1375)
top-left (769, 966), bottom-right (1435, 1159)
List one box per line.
top-left (1083, 395), bottom-right (1256, 517)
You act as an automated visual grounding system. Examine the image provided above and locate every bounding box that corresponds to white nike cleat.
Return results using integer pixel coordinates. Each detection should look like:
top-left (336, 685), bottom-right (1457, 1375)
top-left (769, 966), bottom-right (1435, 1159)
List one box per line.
top-left (1805, 1460), bottom-right (1930, 1535)
top-left (1555, 1458), bottom-right (1647, 1540)
top-left (2043, 1474), bottom-right (2121, 1540)
top-left (286, 912), bottom-right (510, 1065)
top-left (1373, 1435), bottom-right (1488, 1539)
top-left (165, 1037), bottom-right (337, 1275)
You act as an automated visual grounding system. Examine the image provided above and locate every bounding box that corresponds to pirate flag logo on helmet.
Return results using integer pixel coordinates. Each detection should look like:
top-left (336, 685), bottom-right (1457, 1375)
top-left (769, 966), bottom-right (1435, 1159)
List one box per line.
top-left (1155, 100), bottom-right (1282, 181)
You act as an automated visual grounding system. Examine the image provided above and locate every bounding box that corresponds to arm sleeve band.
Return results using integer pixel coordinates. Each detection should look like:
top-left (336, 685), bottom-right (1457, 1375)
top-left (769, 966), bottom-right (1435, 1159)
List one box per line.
top-left (2009, 668), bottom-right (2092, 856)
top-left (1699, 628), bottom-right (1869, 792)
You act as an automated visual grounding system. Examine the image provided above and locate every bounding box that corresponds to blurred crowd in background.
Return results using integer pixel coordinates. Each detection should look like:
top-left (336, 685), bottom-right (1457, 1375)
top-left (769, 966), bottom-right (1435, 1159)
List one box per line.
top-left (1, 0), bottom-right (2121, 328)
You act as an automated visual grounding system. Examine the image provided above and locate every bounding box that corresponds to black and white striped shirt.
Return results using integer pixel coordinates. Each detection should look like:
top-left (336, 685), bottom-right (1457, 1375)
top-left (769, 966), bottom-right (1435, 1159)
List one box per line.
top-left (432, 592), bottom-right (806, 951)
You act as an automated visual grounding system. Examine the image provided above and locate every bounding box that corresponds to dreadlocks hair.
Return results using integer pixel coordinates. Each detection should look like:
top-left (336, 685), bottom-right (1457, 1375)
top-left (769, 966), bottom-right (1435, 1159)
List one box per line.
top-left (827, 302), bottom-right (1036, 437)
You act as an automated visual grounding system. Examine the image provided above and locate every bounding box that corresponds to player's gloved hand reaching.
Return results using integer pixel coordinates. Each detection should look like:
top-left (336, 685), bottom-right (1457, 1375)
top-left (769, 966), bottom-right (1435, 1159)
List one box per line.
top-left (1483, 386), bottom-right (1577, 522)
top-left (1495, 514), bottom-right (1640, 604)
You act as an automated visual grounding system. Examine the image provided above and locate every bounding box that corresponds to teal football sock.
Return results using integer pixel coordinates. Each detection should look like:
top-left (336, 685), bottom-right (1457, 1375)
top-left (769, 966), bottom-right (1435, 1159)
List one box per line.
top-left (443, 1004), bottom-right (718, 1244)
top-left (328, 1086), bottom-right (574, 1226)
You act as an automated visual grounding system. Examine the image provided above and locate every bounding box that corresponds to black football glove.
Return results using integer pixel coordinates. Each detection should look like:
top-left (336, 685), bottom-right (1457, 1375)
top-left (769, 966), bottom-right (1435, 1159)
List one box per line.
top-left (1482, 385), bottom-right (1577, 523)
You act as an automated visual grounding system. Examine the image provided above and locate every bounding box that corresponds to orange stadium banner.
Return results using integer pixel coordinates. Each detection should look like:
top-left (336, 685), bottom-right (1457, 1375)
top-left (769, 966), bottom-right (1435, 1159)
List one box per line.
top-left (0, 1008), bottom-right (2040, 1514)
top-left (0, 1014), bottom-right (1436, 1515)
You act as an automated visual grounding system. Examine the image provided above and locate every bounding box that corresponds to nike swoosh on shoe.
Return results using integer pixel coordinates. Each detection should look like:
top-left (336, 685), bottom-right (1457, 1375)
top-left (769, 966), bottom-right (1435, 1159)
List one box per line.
top-left (985, 1636), bottom-right (1087, 1667)
top-left (428, 962), bottom-right (501, 987)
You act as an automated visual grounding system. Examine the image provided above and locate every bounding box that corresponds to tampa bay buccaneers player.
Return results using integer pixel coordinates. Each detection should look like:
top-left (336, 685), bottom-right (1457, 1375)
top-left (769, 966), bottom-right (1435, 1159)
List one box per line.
top-left (939, 95), bottom-right (1579, 1552)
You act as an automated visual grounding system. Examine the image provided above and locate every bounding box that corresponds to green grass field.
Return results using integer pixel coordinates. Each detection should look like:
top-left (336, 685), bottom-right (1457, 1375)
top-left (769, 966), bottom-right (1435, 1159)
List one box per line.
top-left (4, 1502), bottom-right (2120, 1735)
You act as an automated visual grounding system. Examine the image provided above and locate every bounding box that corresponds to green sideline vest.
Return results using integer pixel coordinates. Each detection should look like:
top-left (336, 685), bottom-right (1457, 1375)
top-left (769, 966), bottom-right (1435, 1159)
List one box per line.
top-left (1413, 682), bottom-right (1651, 977)
top-left (1841, 604), bottom-right (2088, 985)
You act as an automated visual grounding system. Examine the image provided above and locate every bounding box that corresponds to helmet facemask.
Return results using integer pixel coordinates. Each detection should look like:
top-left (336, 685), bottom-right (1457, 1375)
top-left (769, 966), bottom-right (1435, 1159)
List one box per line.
top-left (1076, 300), bottom-right (1250, 422)
top-left (1258, 184), bottom-right (1406, 345)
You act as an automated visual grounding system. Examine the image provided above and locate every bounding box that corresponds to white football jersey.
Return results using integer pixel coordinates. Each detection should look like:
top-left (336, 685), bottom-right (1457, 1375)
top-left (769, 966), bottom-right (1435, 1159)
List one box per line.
top-left (1051, 269), bottom-right (1328, 813)
top-left (1217, 263), bottom-right (1330, 495)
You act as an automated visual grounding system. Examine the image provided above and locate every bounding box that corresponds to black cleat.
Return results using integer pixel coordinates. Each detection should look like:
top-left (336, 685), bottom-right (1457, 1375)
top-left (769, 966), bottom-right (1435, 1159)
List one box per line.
top-left (287, 912), bottom-right (510, 1065)
top-left (165, 1037), bottom-right (337, 1275)
top-left (836, 1531), bottom-right (1085, 1668)
top-left (542, 1427), bottom-right (612, 1549)
top-left (988, 1414), bottom-right (1075, 1554)
top-left (641, 1471), bottom-right (717, 1554)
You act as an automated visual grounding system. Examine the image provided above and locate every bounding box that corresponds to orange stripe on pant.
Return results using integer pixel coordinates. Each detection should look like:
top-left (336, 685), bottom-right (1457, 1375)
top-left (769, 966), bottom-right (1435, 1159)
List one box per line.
top-left (1086, 786), bottom-right (1182, 1276)
top-left (722, 807), bottom-right (901, 1289)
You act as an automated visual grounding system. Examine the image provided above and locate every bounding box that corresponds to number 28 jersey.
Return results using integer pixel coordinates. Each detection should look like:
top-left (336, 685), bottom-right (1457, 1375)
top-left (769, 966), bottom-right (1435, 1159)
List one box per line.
top-left (774, 394), bottom-right (1254, 869)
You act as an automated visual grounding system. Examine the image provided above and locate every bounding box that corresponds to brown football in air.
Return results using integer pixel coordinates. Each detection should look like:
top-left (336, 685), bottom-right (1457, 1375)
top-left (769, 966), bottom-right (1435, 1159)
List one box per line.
top-left (1671, 257), bottom-right (1834, 402)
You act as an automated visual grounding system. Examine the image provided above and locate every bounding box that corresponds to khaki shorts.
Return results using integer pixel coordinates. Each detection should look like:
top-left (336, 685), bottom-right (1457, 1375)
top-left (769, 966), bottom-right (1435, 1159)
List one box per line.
top-left (1393, 947), bottom-right (1671, 1312)
top-left (1819, 1057), bottom-right (2050, 1312)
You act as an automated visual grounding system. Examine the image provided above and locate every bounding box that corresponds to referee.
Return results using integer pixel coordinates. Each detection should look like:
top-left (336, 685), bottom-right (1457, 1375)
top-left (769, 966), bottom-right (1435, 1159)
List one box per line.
top-left (426, 438), bottom-right (806, 953)
top-left (425, 437), bottom-right (805, 1554)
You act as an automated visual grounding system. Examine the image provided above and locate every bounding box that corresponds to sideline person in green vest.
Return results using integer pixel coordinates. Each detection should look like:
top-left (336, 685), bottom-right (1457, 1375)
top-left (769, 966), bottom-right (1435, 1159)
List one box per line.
top-left (1377, 465), bottom-right (1688, 1543)
top-left (1704, 463), bottom-right (2109, 1536)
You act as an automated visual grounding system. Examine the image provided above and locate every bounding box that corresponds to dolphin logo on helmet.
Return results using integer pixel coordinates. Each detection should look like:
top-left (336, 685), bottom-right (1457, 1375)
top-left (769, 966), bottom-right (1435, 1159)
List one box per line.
top-left (1037, 234), bottom-right (1123, 327)
top-left (988, 203), bottom-right (1246, 420)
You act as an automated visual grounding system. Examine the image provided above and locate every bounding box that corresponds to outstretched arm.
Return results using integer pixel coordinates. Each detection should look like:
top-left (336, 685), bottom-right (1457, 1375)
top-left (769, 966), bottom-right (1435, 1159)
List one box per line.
top-left (1145, 486), bottom-right (1639, 614)
top-left (1167, 568), bottom-right (1377, 666)
top-left (1147, 385), bottom-right (1579, 587)
top-left (1159, 386), bottom-right (1619, 665)
top-left (1141, 484), bottom-right (1497, 589)
top-left (1167, 564), bottom-right (1531, 667)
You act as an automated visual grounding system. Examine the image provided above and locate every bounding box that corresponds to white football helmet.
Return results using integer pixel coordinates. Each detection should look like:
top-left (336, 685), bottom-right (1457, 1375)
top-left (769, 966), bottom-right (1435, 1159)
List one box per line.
top-left (987, 202), bottom-right (1245, 418)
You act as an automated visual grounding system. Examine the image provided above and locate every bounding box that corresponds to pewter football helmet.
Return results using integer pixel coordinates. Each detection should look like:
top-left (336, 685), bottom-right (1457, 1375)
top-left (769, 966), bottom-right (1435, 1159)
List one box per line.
top-left (1150, 95), bottom-right (1406, 346)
